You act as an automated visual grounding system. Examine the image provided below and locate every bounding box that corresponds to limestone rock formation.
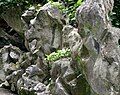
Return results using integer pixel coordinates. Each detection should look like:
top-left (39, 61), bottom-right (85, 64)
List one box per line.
top-left (50, 58), bottom-right (90, 95)
top-left (23, 3), bottom-right (63, 55)
top-left (0, 1), bottom-right (120, 95)
top-left (0, 3), bottom-right (65, 95)
top-left (0, 17), bottom-right (27, 51)
top-left (74, 0), bottom-right (120, 95)
top-left (0, 45), bottom-right (23, 91)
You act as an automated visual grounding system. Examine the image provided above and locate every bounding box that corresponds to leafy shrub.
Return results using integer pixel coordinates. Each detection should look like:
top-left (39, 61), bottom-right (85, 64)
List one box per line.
top-left (45, 48), bottom-right (71, 62)
top-left (110, 0), bottom-right (120, 28)
top-left (62, 0), bottom-right (83, 26)
top-left (48, 0), bottom-right (83, 26)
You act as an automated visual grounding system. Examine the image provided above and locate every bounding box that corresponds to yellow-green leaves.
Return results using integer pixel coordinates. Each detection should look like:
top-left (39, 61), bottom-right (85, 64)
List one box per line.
top-left (45, 48), bottom-right (71, 62)
top-left (77, 0), bottom-right (83, 6)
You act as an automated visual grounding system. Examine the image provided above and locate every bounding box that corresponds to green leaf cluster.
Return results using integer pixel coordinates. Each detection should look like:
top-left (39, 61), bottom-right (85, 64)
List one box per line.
top-left (47, 0), bottom-right (83, 26)
top-left (45, 48), bottom-right (71, 62)
top-left (63, 0), bottom-right (83, 24)
top-left (0, 0), bottom-right (31, 14)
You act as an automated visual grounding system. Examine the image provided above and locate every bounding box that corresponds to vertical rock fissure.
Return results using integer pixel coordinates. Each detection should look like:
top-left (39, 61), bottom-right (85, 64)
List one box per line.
top-left (51, 23), bottom-right (57, 46)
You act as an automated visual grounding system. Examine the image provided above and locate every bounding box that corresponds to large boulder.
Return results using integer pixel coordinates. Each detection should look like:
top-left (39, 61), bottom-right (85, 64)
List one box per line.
top-left (74, 0), bottom-right (120, 95)
top-left (76, 0), bottom-right (114, 40)
top-left (23, 3), bottom-right (63, 54)
top-left (1, 7), bottom-right (24, 37)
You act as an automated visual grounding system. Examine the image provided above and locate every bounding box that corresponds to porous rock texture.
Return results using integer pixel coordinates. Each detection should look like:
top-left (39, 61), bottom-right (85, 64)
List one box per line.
top-left (0, 0), bottom-right (120, 95)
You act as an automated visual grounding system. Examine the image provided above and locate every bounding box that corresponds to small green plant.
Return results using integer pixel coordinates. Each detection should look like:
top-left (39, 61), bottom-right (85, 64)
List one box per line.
top-left (47, 0), bottom-right (83, 26)
top-left (110, 0), bottom-right (120, 28)
top-left (64, 0), bottom-right (83, 24)
top-left (45, 48), bottom-right (71, 62)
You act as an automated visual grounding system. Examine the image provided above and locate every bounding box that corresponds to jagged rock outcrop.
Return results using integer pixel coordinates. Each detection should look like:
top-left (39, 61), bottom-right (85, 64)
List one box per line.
top-left (0, 45), bottom-right (23, 91)
top-left (0, 1), bottom-right (120, 95)
top-left (0, 3), bottom-right (65, 95)
top-left (23, 3), bottom-right (63, 55)
top-left (74, 0), bottom-right (120, 95)
top-left (50, 58), bottom-right (90, 95)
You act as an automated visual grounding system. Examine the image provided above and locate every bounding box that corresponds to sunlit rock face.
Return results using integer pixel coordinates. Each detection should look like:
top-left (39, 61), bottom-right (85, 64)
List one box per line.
top-left (75, 0), bottom-right (120, 95)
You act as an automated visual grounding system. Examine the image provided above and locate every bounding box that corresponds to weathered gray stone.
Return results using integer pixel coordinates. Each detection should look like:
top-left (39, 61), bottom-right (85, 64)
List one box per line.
top-left (0, 70), bottom-right (5, 84)
top-left (0, 45), bottom-right (21, 74)
top-left (18, 52), bottom-right (35, 69)
top-left (0, 45), bottom-right (23, 92)
top-left (22, 6), bottom-right (36, 25)
top-left (6, 69), bottom-right (24, 91)
top-left (23, 3), bottom-right (63, 54)
top-left (50, 58), bottom-right (90, 95)
top-left (0, 88), bottom-right (16, 95)
top-left (68, 28), bottom-right (82, 59)
top-left (0, 1), bottom-right (119, 95)
top-left (0, 47), bottom-right (41, 92)
top-left (62, 25), bottom-right (78, 48)
top-left (54, 77), bottom-right (69, 95)
top-left (51, 58), bottom-right (75, 81)
top-left (17, 68), bottom-right (51, 95)
top-left (76, 0), bottom-right (114, 41)
top-left (23, 65), bottom-right (45, 81)
top-left (50, 58), bottom-right (73, 95)
top-left (75, 0), bottom-right (120, 95)
top-left (1, 7), bottom-right (24, 37)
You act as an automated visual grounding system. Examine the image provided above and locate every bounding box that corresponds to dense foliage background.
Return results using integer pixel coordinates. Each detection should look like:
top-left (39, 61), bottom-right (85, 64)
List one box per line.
top-left (111, 0), bottom-right (120, 28)
top-left (0, 0), bottom-right (120, 28)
